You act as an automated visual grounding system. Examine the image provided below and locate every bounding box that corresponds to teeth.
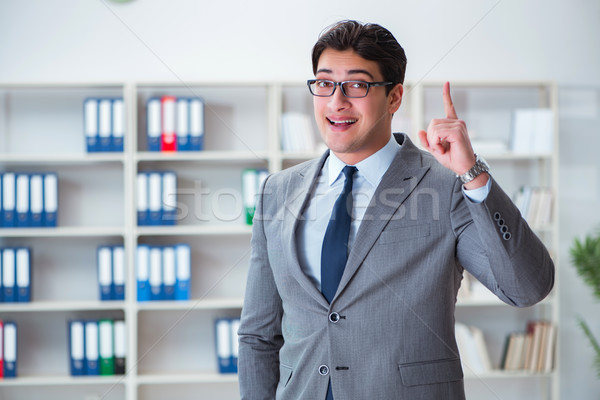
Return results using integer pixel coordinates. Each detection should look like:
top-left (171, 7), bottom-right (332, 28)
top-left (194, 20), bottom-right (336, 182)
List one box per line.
top-left (329, 118), bottom-right (356, 125)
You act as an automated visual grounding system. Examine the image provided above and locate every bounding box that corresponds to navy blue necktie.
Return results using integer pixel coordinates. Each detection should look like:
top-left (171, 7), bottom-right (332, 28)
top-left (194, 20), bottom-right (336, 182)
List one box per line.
top-left (321, 165), bottom-right (357, 303)
top-left (321, 165), bottom-right (357, 400)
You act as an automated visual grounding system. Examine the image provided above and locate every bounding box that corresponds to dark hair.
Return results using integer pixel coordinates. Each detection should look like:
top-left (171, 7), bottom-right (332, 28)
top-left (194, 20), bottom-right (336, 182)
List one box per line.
top-left (311, 20), bottom-right (407, 92)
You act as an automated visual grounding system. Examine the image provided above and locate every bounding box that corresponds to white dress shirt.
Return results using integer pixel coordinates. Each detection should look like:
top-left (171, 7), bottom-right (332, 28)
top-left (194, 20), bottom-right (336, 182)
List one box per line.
top-left (296, 135), bottom-right (491, 290)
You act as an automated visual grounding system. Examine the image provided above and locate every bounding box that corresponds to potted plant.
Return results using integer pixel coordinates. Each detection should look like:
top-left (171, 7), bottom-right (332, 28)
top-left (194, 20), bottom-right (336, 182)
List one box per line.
top-left (570, 228), bottom-right (600, 378)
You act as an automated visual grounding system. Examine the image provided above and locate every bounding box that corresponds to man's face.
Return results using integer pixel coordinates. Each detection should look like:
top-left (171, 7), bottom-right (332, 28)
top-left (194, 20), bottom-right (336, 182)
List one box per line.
top-left (313, 48), bottom-right (402, 165)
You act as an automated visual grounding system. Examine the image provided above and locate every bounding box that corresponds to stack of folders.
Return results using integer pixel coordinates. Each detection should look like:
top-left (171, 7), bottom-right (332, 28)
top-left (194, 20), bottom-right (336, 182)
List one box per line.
top-left (455, 322), bottom-right (493, 374)
top-left (510, 108), bottom-right (554, 155)
top-left (215, 318), bottom-right (240, 374)
top-left (1, 247), bottom-right (32, 303)
top-left (242, 169), bottom-right (269, 225)
top-left (0, 320), bottom-right (18, 378)
top-left (136, 244), bottom-right (191, 301)
top-left (97, 246), bottom-right (125, 301)
top-left (146, 96), bottom-right (204, 152)
top-left (500, 320), bottom-right (557, 373)
top-left (83, 97), bottom-right (125, 152)
top-left (1, 172), bottom-right (58, 228)
top-left (280, 112), bottom-right (317, 153)
top-left (137, 171), bottom-right (178, 226)
top-left (69, 319), bottom-right (126, 376)
top-left (513, 186), bottom-right (554, 229)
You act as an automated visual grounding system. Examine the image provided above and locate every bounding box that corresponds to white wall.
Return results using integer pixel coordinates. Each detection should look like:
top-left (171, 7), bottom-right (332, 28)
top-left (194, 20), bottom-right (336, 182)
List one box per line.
top-left (1, 0), bottom-right (600, 398)
top-left (1, 0), bottom-right (600, 85)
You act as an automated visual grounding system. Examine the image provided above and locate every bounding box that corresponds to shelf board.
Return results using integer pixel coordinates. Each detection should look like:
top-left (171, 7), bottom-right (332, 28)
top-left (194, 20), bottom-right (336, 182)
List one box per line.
top-left (0, 153), bottom-right (125, 165)
top-left (280, 151), bottom-right (322, 161)
top-left (456, 297), bottom-right (507, 306)
top-left (418, 80), bottom-right (555, 88)
top-left (0, 226), bottom-right (124, 238)
top-left (0, 375), bottom-right (126, 386)
top-left (280, 151), bottom-right (553, 162)
top-left (463, 370), bottom-right (555, 379)
top-left (136, 372), bottom-right (238, 385)
top-left (136, 297), bottom-right (243, 311)
top-left (136, 151), bottom-right (268, 163)
top-left (456, 295), bottom-right (555, 307)
top-left (136, 224), bottom-right (252, 236)
top-left (480, 152), bottom-right (553, 161)
top-left (0, 300), bottom-right (127, 312)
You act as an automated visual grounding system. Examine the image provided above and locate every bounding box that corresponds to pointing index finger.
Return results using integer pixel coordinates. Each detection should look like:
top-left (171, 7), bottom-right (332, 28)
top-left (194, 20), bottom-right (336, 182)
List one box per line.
top-left (443, 81), bottom-right (458, 119)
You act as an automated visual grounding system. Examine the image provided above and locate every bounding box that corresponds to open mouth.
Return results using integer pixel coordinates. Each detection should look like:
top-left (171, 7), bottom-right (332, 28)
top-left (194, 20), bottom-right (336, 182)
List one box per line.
top-left (327, 117), bottom-right (357, 127)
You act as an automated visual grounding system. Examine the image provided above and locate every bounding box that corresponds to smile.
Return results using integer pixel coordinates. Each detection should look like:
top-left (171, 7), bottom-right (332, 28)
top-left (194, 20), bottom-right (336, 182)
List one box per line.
top-left (327, 117), bottom-right (357, 126)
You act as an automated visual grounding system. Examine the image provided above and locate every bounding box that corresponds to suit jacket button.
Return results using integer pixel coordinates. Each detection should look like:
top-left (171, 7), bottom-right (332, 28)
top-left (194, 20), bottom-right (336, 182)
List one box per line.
top-left (329, 312), bottom-right (340, 323)
top-left (319, 365), bottom-right (329, 376)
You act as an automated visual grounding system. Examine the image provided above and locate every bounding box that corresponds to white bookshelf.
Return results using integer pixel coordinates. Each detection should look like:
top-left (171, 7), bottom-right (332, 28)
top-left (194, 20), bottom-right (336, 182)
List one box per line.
top-left (414, 81), bottom-right (560, 399)
top-left (0, 80), bottom-right (559, 400)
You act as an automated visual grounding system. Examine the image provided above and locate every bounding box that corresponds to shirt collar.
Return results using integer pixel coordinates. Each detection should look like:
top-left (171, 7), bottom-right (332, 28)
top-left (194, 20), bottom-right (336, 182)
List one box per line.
top-left (327, 135), bottom-right (400, 187)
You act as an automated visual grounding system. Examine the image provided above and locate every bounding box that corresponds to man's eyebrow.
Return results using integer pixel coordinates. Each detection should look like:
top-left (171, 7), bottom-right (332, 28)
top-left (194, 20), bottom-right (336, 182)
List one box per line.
top-left (347, 69), bottom-right (375, 79)
top-left (315, 68), bottom-right (375, 80)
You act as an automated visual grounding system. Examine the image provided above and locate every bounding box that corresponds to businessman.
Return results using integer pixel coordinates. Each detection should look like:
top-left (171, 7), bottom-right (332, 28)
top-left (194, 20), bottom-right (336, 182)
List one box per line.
top-left (238, 20), bottom-right (554, 399)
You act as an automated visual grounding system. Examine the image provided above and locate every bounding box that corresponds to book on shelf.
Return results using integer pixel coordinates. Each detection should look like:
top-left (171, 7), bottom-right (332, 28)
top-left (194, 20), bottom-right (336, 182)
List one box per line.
top-left (470, 139), bottom-right (509, 155)
top-left (114, 320), bottom-right (126, 374)
top-left (16, 173), bottom-right (29, 227)
top-left (1, 172), bottom-right (58, 228)
top-left (161, 96), bottom-right (177, 152)
top-left (510, 108), bottom-right (554, 155)
top-left (146, 96), bottom-right (204, 152)
top-left (149, 246), bottom-right (162, 301)
top-left (281, 112), bottom-right (316, 153)
top-left (501, 320), bottom-right (557, 373)
top-left (98, 319), bottom-right (115, 375)
top-left (513, 186), bottom-right (553, 229)
top-left (455, 322), bottom-right (493, 374)
top-left (85, 320), bottom-right (100, 375)
top-left (69, 320), bottom-right (86, 376)
top-left (457, 271), bottom-right (497, 302)
top-left (1, 320), bottom-right (18, 378)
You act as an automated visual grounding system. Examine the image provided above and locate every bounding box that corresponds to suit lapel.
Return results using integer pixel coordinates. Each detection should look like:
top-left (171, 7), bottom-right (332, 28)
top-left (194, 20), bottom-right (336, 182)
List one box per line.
top-left (281, 151), bottom-right (330, 305)
top-left (336, 135), bottom-right (430, 299)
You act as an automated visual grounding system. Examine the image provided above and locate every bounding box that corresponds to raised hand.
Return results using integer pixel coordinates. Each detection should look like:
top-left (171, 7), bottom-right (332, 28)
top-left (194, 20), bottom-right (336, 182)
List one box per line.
top-left (418, 82), bottom-right (486, 188)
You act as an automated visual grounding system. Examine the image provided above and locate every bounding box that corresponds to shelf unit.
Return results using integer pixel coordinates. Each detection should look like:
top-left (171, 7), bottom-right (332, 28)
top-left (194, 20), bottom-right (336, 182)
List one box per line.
top-left (414, 81), bottom-right (560, 400)
top-left (0, 80), bottom-right (559, 400)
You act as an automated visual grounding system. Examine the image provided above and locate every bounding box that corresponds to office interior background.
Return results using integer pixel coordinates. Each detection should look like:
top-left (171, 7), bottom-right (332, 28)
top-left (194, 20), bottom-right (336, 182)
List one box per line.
top-left (1, 0), bottom-right (599, 399)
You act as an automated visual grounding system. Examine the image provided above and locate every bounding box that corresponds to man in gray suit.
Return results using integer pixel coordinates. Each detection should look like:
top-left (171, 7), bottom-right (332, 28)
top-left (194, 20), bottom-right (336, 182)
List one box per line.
top-left (238, 20), bottom-right (554, 399)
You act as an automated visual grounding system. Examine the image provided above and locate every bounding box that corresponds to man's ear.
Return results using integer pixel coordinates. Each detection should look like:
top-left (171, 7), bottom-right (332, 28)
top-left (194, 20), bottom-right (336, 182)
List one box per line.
top-left (387, 83), bottom-right (403, 114)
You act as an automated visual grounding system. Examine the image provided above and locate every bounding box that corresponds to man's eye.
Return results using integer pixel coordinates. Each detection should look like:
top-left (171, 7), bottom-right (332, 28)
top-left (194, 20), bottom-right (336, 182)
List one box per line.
top-left (318, 81), bottom-right (333, 88)
top-left (349, 82), bottom-right (368, 89)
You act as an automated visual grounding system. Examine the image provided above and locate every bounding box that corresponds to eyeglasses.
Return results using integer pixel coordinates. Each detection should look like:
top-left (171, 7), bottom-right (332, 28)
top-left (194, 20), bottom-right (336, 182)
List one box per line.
top-left (307, 79), bottom-right (394, 98)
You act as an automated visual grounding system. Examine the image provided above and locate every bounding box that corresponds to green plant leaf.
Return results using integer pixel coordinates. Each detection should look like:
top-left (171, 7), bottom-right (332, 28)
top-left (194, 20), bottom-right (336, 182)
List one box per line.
top-left (577, 317), bottom-right (600, 379)
top-left (570, 230), bottom-right (600, 300)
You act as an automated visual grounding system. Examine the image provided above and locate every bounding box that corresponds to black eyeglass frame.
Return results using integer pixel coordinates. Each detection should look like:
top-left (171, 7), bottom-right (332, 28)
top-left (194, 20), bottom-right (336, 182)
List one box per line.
top-left (307, 79), bottom-right (394, 98)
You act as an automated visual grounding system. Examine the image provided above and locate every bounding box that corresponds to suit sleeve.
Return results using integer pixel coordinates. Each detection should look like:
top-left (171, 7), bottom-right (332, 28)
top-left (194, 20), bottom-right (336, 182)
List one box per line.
top-left (238, 175), bottom-right (284, 399)
top-left (451, 177), bottom-right (555, 307)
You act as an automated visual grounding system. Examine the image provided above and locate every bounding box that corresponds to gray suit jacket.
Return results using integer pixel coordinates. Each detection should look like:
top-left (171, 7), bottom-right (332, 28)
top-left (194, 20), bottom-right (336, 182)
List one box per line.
top-left (238, 133), bottom-right (554, 399)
